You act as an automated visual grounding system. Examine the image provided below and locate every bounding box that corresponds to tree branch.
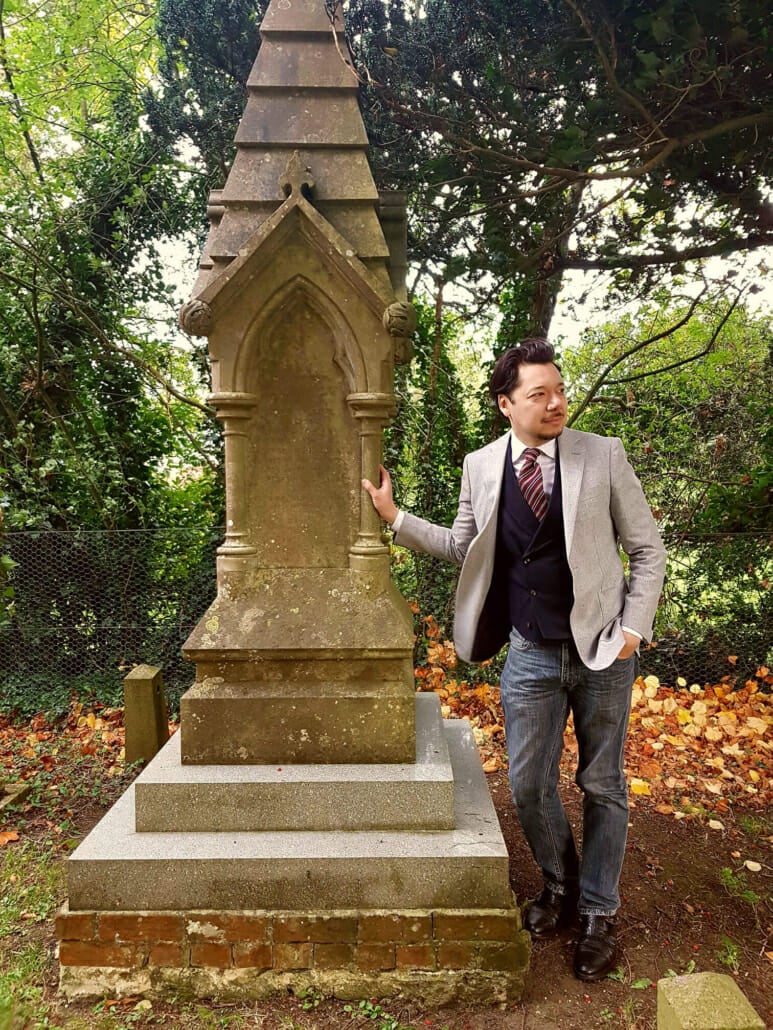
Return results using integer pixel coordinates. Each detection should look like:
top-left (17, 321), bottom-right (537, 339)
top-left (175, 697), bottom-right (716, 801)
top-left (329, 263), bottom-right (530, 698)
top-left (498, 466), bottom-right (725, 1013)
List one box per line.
top-left (559, 233), bottom-right (773, 271)
top-left (568, 289), bottom-right (708, 425)
top-left (0, 0), bottom-right (45, 183)
top-left (0, 233), bottom-right (214, 418)
top-left (606, 292), bottom-right (743, 385)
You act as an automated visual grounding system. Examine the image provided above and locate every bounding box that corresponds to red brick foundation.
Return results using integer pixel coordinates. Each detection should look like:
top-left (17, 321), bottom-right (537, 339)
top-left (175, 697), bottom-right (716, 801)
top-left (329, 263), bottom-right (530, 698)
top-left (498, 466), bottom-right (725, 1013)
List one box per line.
top-left (56, 905), bottom-right (530, 1002)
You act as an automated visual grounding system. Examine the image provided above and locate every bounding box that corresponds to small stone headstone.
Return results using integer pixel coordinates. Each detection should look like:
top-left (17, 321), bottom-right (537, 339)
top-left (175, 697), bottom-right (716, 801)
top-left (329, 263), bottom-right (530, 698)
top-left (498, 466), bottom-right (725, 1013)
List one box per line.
top-left (657, 971), bottom-right (765, 1030)
top-left (124, 665), bottom-right (168, 765)
top-left (0, 777), bottom-right (33, 812)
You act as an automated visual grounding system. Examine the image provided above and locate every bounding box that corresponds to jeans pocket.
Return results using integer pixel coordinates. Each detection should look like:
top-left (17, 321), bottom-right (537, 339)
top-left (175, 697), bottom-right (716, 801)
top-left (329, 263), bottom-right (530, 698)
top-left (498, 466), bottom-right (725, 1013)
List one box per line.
top-left (509, 625), bottom-right (538, 651)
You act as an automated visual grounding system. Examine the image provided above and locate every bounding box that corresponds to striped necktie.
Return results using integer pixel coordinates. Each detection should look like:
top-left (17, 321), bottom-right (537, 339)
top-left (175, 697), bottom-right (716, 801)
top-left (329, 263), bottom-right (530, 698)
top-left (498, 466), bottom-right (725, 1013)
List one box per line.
top-left (518, 448), bottom-right (548, 520)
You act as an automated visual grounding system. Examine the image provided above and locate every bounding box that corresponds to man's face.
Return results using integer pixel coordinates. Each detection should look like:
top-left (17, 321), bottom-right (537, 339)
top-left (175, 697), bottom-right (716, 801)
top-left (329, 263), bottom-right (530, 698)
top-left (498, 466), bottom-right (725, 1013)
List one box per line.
top-left (498, 362), bottom-right (567, 447)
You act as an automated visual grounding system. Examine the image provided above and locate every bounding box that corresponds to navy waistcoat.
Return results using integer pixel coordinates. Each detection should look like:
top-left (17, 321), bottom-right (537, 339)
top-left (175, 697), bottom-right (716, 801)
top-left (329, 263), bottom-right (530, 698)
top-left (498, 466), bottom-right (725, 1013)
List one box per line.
top-left (496, 439), bottom-right (574, 643)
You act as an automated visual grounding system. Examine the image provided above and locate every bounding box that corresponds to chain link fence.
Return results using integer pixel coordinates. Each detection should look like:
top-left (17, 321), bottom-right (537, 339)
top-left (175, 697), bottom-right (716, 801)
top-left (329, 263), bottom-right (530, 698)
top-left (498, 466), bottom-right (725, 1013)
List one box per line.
top-left (647, 532), bottom-right (772, 688)
top-left (0, 528), bottom-right (770, 717)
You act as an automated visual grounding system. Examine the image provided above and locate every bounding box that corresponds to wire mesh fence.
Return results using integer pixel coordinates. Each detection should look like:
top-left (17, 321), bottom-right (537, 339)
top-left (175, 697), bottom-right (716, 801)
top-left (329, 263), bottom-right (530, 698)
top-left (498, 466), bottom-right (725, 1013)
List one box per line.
top-left (0, 527), bottom-right (770, 717)
top-left (647, 532), bottom-right (772, 688)
top-left (0, 528), bottom-right (221, 715)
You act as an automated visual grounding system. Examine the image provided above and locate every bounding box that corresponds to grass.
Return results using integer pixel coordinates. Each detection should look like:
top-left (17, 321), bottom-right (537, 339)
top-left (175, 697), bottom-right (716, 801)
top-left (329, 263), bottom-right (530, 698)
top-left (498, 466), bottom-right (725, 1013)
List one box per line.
top-left (718, 867), bottom-right (761, 908)
top-left (737, 814), bottom-right (770, 839)
top-left (0, 940), bottom-right (55, 1030)
top-left (1, 842), bottom-right (63, 936)
top-left (0, 841), bottom-right (63, 1030)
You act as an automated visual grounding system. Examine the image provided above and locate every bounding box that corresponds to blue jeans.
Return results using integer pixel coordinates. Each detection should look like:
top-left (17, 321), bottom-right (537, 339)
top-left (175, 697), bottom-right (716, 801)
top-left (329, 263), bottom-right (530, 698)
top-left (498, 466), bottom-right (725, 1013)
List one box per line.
top-left (500, 626), bottom-right (636, 916)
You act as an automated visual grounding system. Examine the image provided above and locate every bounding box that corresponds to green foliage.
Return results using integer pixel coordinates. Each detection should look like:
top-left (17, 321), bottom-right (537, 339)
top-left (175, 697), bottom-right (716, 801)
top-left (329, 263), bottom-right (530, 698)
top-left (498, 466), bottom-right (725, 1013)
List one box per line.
top-left (300, 987), bottom-right (322, 1011)
top-left (150, 0), bottom-right (770, 345)
top-left (738, 814), bottom-right (770, 838)
top-left (0, 554), bottom-right (16, 631)
top-left (563, 299), bottom-right (773, 682)
top-left (147, 0), bottom-right (263, 187)
top-left (717, 935), bottom-right (741, 972)
top-left (0, 842), bottom-right (61, 1030)
top-left (718, 866), bottom-right (761, 908)
top-left (0, 527), bottom-right (220, 717)
top-left (386, 299), bottom-right (474, 637)
top-left (564, 299), bottom-right (773, 534)
top-left (0, 0), bottom-right (219, 532)
top-left (342, 999), bottom-right (403, 1030)
top-left (0, 843), bottom-right (63, 939)
top-left (0, 943), bottom-right (51, 1030)
top-left (351, 0), bottom-right (771, 330)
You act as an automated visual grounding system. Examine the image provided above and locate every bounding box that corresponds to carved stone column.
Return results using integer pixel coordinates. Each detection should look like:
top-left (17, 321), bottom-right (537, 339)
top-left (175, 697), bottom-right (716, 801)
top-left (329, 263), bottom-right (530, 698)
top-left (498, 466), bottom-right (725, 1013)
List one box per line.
top-left (209, 392), bottom-right (257, 586)
top-left (347, 392), bottom-right (395, 571)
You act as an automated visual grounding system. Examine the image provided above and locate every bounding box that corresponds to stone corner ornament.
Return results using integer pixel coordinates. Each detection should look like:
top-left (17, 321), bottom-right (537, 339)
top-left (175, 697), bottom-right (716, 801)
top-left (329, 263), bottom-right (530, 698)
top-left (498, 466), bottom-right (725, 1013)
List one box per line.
top-left (178, 298), bottom-right (214, 337)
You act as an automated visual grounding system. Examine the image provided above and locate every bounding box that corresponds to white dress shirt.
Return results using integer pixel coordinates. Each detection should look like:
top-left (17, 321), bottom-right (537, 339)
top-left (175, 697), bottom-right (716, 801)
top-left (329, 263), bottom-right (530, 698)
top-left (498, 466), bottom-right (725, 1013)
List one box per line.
top-left (510, 431), bottom-right (557, 500)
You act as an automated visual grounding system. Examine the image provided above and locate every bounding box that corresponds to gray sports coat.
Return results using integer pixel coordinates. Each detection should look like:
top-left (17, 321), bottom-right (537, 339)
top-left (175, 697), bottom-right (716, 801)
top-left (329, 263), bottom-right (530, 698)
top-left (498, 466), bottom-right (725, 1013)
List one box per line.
top-left (394, 427), bottom-right (666, 671)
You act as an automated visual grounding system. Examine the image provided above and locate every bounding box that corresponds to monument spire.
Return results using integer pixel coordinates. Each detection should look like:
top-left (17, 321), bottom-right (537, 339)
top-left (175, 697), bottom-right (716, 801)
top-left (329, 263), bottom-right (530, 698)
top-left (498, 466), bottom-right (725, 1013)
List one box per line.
top-left (187, 0), bottom-right (394, 303)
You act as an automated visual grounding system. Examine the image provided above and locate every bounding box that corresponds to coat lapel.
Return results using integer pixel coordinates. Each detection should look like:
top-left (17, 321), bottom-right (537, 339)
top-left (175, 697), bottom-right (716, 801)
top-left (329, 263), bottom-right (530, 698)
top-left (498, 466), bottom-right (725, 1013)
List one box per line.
top-left (558, 428), bottom-right (585, 553)
top-left (478, 433), bottom-right (510, 529)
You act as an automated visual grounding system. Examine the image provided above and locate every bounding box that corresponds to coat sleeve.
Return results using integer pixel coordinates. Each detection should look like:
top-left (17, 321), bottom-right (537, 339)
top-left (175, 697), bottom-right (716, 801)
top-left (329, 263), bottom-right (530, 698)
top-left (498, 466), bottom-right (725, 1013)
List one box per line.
top-left (392, 454), bottom-right (479, 566)
top-left (609, 438), bottom-right (667, 641)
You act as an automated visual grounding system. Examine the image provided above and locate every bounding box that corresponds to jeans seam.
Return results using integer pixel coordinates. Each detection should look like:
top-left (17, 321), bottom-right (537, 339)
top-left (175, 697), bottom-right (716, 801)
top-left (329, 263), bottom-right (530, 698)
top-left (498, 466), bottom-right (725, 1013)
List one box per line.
top-left (540, 696), bottom-right (568, 884)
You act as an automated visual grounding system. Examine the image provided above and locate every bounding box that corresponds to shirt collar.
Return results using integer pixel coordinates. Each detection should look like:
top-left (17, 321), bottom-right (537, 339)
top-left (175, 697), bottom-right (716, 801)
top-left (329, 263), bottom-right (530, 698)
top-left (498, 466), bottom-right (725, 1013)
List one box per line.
top-left (510, 430), bottom-right (557, 463)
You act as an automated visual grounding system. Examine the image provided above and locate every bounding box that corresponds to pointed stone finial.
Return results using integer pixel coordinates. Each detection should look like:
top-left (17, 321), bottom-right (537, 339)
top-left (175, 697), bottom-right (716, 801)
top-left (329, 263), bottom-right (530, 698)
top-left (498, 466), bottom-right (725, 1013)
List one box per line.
top-left (279, 150), bottom-right (315, 200)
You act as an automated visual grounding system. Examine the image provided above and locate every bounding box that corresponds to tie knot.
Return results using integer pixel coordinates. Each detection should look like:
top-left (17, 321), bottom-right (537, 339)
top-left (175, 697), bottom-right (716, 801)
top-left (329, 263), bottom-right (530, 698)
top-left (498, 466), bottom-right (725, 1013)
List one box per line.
top-left (522, 447), bottom-right (541, 465)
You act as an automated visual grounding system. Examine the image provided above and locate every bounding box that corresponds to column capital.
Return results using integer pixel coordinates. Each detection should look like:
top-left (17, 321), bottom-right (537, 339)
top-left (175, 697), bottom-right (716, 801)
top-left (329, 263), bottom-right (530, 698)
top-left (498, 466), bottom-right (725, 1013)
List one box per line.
top-left (208, 393), bottom-right (258, 420)
top-left (346, 393), bottom-right (396, 420)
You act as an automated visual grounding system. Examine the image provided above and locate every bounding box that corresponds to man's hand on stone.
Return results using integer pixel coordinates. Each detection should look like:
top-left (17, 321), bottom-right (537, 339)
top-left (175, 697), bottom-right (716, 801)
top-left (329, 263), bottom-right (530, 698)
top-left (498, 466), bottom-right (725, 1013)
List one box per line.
top-left (362, 464), bottom-right (399, 525)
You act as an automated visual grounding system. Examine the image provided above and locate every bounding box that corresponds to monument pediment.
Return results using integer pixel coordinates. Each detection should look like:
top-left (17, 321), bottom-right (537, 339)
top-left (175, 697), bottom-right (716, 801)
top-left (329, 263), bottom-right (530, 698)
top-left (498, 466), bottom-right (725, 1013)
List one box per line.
top-left (195, 183), bottom-right (394, 334)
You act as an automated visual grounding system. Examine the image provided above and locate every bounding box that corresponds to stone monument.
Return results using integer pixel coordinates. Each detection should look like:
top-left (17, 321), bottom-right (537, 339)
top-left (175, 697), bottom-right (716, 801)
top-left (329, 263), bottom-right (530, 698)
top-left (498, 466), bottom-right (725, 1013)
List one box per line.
top-left (56, 0), bottom-right (530, 1004)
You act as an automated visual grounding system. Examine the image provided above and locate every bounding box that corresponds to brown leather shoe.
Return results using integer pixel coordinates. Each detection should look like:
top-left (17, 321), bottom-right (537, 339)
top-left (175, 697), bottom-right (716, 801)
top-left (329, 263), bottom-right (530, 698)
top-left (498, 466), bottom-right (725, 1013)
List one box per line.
top-left (573, 914), bottom-right (618, 981)
top-left (523, 886), bottom-right (577, 938)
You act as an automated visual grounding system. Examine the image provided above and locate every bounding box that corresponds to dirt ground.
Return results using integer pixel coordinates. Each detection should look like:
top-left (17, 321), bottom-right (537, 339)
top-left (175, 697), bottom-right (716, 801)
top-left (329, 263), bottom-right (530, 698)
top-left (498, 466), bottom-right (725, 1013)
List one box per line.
top-left (33, 767), bottom-right (769, 1030)
top-left (488, 770), bottom-right (772, 1029)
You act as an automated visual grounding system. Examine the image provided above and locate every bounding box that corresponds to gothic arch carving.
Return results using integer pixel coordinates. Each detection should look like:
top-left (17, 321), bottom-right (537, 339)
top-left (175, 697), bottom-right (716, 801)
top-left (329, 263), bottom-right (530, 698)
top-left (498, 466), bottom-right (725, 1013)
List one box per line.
top-left (235, 275), bottom-right (367, 396)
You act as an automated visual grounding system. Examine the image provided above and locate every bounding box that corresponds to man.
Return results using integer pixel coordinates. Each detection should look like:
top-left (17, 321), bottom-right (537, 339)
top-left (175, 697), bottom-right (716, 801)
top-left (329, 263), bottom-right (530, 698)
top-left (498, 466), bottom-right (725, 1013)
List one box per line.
top-left (362, 338), bottom-right (666, 982)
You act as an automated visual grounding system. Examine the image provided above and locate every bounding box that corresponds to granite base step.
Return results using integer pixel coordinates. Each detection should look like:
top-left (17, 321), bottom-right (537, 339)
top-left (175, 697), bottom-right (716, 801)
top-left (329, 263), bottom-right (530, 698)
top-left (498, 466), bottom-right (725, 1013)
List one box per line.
top-left (67, 719), bottom-right (511, 913)
top-left (134, 693), bottom-right (454, 832)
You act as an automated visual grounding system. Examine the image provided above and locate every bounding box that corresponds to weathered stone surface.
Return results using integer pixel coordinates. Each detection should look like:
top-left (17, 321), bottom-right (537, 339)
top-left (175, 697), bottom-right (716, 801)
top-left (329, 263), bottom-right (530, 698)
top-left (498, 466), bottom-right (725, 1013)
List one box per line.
top-left (180, 569), bottom-right (415, 764)
top-left (123, 665), bottom-right (168, 765)
top-left (180, 682), bottom-right (414, 765)
top-left (0, 779), bottom-right (33, 812)
top-left (59, 965), bottom-right (528, 1006)
top-left (259, 0), bottom-right (342, 34)
top-left (238, 83), bottom-right (363, 150)
top-left (221, 149), bottom-right (380, 205)
top-left (657, 972), bottom-right (765, 1030)
top-left (249, 37), bottom-right (355, 90)
top-left (67, 722), bottom-right (512, 912)
top-left (136, 693), bottom-right (453, 830)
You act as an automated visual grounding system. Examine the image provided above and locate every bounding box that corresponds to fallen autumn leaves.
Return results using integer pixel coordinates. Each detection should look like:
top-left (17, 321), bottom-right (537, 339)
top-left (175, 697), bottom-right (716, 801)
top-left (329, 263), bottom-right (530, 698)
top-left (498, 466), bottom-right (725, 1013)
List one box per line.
top-left (0, 630), bottom-right (770, 848)
top-left (414, 615), bottom-right (772, 823)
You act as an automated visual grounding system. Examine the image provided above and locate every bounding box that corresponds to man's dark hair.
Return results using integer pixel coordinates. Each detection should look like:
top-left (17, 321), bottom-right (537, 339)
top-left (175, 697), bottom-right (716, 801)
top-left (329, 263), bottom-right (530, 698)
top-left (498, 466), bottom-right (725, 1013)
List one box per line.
top-left (488, 338), bottom-right (559, 409)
